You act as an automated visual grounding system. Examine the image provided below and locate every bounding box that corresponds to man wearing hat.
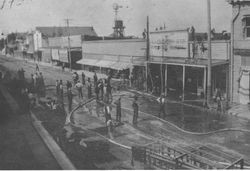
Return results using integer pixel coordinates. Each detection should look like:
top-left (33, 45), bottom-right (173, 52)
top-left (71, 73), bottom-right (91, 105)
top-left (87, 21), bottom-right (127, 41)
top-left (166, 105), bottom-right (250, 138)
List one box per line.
top-left (114, 97), bottom-right (122, 123)
top-left (132, 96), bottom-right (139, 125)
top-left (67, 87), bottom-right (73, 112)
top-left (104, 103), bottom-right (113, 138)
top-left (157, 93), bottom-right (166, 118)
top-left (75, 80), bottom-right (83, 99)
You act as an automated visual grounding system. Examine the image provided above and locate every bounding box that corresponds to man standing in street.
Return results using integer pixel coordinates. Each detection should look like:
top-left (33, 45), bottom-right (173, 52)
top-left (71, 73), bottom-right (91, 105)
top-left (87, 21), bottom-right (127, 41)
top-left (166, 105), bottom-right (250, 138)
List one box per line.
top-left (98, 79), bottom-right (104, 100)
top-left (20, 68), bottom-right (25, 80)
top-left (75, 80), bottom-right (83, 99)
top-left (66, 80), bottom-right (72, 90)
top-left (87, 78), bottom-right (92, 99)
top-left (33, 72), bottom-right (38, 93)
top-left (215, 88), bottom-right (223, 112)
top-left (95, 83), bottom-right (100, 100)
top-left (106, 83), bottom-right (112, 103)
top-left (39, 72), bottom-right (45, 97)
top-left (59, 80), bottom-right (64, 107)
top-left (81, 72), bottom-right (85, 85)
top-left (129, 73), bottom-right (133, 88)
top-left (104, 104), bottom-right (112, 123)
top-left (30, 74), bottom-right (34, 93)
top-left (62, 63), bottom-right (65, 72)
top-left (114, 97), bottom-right (121, 123)
top-left (56, 80), bottom-right (59, 96)
top-left (35, 64), bottom-right (39, 72)
top-left (93, 72), bottom-right (98, 87)
top-left (105, 104), bottom-right (113, 139)
top-left (36, 72), bottom-right (41, 98)
top-left (157, 93), bottom-right (166, 118)
top-left (132, 96), bottom-right (139, 126)
top-left (67, 87), bottom-right (73, 112)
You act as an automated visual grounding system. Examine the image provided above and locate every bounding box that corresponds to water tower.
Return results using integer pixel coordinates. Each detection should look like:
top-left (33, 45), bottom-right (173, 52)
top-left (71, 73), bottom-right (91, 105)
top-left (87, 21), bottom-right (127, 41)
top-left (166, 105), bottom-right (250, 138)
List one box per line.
top-left (112, 3), bottom-right (125, 38)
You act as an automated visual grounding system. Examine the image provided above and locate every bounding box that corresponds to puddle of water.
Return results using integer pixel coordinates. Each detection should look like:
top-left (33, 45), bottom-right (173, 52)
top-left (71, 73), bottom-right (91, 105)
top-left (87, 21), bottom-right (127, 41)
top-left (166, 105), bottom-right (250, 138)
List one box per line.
top-left (136, 95), bottom-right (248, 133)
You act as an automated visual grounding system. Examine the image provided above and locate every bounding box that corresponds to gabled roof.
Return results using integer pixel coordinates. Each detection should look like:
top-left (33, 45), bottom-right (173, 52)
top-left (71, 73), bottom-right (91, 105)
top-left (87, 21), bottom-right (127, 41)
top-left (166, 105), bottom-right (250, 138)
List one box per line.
top-left (36, 26), bottom-right (97, 38)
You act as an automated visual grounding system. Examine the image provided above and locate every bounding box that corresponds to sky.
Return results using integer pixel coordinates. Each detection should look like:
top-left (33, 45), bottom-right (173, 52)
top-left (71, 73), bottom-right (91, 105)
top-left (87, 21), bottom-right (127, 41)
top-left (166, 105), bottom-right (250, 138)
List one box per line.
top-left (0, 0), bottom-right (232, 36)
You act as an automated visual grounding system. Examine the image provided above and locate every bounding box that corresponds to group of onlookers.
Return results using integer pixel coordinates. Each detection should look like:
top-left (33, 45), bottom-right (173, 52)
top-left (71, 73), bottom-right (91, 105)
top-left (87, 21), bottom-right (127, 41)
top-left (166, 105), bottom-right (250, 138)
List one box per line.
top-left (30, 71), bottom-right (45, 98)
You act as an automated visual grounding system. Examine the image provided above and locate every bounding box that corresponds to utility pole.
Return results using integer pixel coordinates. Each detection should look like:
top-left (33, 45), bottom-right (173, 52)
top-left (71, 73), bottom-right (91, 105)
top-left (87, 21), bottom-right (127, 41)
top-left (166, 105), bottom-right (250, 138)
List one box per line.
top-left (161, 39), bottom-right (164, 95)
top-left (146, 16), bottom-right (150, 92)
top-left (65, 18), bottom-right (73, 71)
top-left (206, 0), bottom-right (212, 106)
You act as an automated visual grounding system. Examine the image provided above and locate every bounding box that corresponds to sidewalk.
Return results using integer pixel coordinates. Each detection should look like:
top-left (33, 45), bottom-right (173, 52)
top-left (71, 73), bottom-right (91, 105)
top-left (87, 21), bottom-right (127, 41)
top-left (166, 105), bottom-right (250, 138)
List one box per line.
top-left (0, 84), bottom-right (61, 170)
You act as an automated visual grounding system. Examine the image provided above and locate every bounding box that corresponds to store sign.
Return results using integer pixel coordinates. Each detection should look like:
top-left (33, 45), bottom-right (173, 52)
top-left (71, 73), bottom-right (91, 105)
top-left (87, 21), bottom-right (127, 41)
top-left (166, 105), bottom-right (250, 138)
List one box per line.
top-left (190, 41), bottom-right (229, 60)
top-left (51, 49), bottom-right (59, 60)
top-left (150, 30), bottom-right (189, 58)
top-left (59, 49), bottom-right (68, 63)
top-left (185, 58), bottom-right (199, 65)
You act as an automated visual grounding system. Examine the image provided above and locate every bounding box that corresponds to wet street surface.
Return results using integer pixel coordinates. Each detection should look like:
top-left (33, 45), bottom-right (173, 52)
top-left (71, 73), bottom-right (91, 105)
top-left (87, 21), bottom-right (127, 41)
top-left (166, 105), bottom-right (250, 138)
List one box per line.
top-left (127, 93), bottom-right (250, 132)
top-left (2, 55), bottom-right (250, 168)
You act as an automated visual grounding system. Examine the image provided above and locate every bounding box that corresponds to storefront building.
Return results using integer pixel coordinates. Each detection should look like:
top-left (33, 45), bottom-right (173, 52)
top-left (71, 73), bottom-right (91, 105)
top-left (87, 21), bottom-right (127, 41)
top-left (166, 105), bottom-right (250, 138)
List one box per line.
top-left (148, 29), bottom-right (230, 101)
top-left (49, 35), bottom-right (82, 69)
top-left (78, 38), bottom-right (146, 90)
top-left (77, 29), bottom-right (229, 98)
top-left (229, 0), bottom-right (250, 104)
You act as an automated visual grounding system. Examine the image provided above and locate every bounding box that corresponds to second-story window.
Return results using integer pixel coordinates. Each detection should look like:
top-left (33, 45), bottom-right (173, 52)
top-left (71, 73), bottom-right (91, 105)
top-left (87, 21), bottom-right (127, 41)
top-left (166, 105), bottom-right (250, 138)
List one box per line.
top-left (246, 17), bottom-right (250, 37)
top-left (243, 16), bottom-right (250, 38)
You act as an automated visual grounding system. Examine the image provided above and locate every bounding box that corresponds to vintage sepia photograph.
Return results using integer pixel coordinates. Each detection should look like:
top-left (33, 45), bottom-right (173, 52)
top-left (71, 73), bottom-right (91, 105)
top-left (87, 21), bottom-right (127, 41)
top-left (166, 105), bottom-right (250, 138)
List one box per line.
top-left (0, 0), bottom-right (249, 169)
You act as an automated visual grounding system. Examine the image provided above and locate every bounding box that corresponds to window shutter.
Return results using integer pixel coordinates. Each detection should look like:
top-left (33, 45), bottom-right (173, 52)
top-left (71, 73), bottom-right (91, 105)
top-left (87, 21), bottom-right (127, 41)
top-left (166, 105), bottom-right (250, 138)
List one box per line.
top-left (242, 17), bottom-right (246, 27)
top-left (242, 17), bottom-right (246, 38)
top-left (243, 28), bottom-right (246, 39)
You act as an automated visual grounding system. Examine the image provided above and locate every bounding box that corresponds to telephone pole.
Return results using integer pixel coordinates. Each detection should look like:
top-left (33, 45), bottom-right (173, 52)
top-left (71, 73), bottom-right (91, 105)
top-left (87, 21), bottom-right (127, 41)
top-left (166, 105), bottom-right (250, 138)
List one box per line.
top-left (64, 18), bottom-right (73, 71)
top-left (206, 0), bottom-right (212, 106)
top-left (146, 16), bottom-right (150, 92)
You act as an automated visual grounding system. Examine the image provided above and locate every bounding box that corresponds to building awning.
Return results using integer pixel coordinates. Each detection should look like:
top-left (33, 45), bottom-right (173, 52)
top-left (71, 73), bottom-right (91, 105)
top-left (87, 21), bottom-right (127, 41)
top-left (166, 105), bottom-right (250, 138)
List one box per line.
top-left (77, 58), bottom-right (99, 66)
top-left (77, 58), bottom-right (132, 70)
top-left (95, 60), bottom-right (117, 68)
top-left (148, 57), bottom-right (229, 68)
top-left (110, 62), bottom-right (132, 70)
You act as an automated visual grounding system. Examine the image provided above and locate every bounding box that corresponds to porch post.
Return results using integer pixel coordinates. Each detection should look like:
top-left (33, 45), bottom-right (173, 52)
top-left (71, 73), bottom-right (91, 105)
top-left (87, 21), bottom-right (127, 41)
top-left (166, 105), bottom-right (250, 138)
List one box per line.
top-left (165, 64), bottom-right (168, 96)
top-left (204, 67), bottom-right (207, 100)
top-left (226, 65), bottom-right (230, 103)
top-left (182, 65), bottom-right (186, 101)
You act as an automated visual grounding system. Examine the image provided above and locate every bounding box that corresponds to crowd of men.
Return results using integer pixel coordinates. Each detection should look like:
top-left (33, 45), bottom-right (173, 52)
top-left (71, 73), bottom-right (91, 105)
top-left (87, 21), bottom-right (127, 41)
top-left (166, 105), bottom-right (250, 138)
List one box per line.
top-left (54, 70), bottom-right (142, 139)
top-left (1, 62), bottom-right (166, 139)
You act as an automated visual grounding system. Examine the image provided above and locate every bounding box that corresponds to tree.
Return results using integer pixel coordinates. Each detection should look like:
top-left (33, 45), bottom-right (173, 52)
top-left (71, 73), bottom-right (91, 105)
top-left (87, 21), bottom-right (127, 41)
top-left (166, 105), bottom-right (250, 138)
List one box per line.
top-left (0, 38), bottom-right (4, 50)
top-left (7, 32), bottom-right (16, 43)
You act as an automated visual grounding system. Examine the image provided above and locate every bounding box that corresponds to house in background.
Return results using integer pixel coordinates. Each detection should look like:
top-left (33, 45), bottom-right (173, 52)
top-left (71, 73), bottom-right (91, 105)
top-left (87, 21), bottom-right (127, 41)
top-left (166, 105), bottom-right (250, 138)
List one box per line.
top-left (17, 26), bottom-right (97, 64)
